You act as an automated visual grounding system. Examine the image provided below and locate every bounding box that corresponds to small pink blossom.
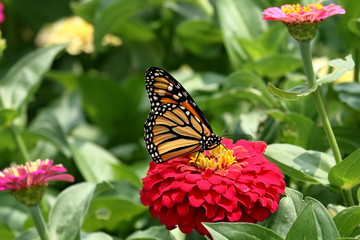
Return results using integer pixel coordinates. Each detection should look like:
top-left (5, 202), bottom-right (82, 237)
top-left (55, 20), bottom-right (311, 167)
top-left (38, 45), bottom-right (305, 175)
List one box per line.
top-left (0, 159), bottom-right (74, 192)
top-left (0, 2), bottom-right (4, 23)
top-left (262, 1), bottom-right (345, 24)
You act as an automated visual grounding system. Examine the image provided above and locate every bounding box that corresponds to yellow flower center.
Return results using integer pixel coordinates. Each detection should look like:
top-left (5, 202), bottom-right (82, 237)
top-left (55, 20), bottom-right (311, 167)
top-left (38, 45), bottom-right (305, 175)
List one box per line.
top-left (189, 145), bottom-right (237, 170)
top-left (281, 1), bottom-right (323, 14)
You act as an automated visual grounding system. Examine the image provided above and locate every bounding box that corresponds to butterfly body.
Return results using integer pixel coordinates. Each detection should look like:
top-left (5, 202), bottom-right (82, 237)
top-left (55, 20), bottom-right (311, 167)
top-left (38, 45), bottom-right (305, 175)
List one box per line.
top-left (144, 67), bottom-right (221, 163)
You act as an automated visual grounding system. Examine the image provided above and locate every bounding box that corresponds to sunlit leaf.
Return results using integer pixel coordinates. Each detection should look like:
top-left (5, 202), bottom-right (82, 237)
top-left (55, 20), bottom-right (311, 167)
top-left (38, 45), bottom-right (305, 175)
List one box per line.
top-left (317, 55), bottom-right (355, 84)
top-left (48, 182), bottom-right (98, 240)
top-left (0, 44), bottom-right (66, 112)
top-left (29, 91), bottom-right (84, 157)
top-left (329, 148), bottom-right (360, 189)
top-left (204, 222), bottom-right (283, 240)
top-left (265, 144), bottom-right (336, 185)
top-left (333, 206), bottom-right (360, 237)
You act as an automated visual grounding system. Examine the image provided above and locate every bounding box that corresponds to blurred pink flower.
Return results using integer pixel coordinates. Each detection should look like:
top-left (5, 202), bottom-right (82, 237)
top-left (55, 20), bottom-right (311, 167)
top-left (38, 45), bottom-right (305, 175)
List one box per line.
top-left (0, 2), bottom-right (5, 23)
top-left (0, 159), bottom-right (74, 191)
top-left (262, 1), bottom-right (345, 23)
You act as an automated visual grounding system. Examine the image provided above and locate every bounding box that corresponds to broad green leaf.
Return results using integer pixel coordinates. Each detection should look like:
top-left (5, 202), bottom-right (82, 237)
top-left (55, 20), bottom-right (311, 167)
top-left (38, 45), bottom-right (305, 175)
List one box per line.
top-left (317, 55), bottom-right (355, 84)
top-left (0, 224), bottom-right (15, 240)
top-left (48, 182), bottom-right (98, 240)
top-left (69, 138), bottom-right (141, 186)
top-left (285, 203), bottom-right (318, 240)
top-left (265, 144), bottom-right (336, 185)
top-left (333, 206), bottom-right (360, 237)
top-left (29, 91), bottom-right (84, 157)
top-left (126, 226), bottom-right (173, 240)
top-left (348, 18), bottom-right (360, 36)
top-left (224, 70), bottom-right (275, 108)
top-left (263, 188), bottom-right (307, 238)
top-left (0, 192), bottom-right (29, 233)
top-left (71, 0), bottom-right (101, 22)
top-left (329, 148), bottom-right (360, 189)
top-left (177, 20), bottom-right (222, 57)
top-left (268, 83), bottom-right (300, 100)
top-left (246, 55), bottom-right (302, 79)
top-left (333, 82), bottom-right (360, 111)
top-left (93, 0), bottom-right (169, 51)
top-left (285, 197), bottom-right (340, 240)
top-left (0, 44), bottom-right (66, 112)
top-left (83, 197), bottom-right (146, 232)
top-left (268, 110), bottom-right (326, 150)
top-left (15, 229), bottom-right (38, 240)
top-left (0, 109), bottom-right (17, 130)
top-left (78, 73), bottom-right (145, 144)
top-left (203, 222), bottom-right (283, 240)
top-left (216, 0), bottom-right (267, 68)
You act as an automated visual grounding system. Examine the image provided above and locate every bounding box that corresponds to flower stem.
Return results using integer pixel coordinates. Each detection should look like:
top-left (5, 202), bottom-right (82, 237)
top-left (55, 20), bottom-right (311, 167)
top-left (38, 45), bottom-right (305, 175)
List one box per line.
top-left (28, 205), bottom-right (50, 240)
top-left (9, 124), bottom-right (32, 163)
top-left (354, 48), bottom-right (359, 82)
top-left (298, 40), bottom-right (354, 206)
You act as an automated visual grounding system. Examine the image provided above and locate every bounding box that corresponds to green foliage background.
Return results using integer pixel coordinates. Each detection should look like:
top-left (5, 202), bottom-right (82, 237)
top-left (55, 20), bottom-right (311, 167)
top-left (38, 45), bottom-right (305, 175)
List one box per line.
top-left (0, 0), bottom-right (359, 239)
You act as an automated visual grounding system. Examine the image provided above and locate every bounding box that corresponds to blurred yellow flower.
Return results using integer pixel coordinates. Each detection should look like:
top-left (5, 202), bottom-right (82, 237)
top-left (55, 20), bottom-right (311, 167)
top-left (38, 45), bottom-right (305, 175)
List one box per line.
top-left (333, 70), bottom-right (354, 84)
top-left (313, 57), bottom-right (355, 84)
top-left (36, 16), bottom-right (122, 55)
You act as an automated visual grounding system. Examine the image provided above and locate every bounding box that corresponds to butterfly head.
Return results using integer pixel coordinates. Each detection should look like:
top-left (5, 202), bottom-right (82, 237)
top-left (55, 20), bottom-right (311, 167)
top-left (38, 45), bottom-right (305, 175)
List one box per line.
top-left (203, 133), bottom-right (222, 150)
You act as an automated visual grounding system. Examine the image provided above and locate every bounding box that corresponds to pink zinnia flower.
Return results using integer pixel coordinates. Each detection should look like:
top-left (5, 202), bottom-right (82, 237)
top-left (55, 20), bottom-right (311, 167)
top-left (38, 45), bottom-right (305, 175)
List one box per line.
top-left (0, 159), bottom-right (74, 205)
top-left (262, 1), bottom-right (345, 23)
top-left (140, 138), bottom-right (285, 239)
top-left (0, 2), bottom-right (5, 24)
top-left (262, 1), bottom-right (345, 41)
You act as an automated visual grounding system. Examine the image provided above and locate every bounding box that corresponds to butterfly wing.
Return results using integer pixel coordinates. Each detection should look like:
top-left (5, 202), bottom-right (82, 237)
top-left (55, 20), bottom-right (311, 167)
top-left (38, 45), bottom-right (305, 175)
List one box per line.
top-left (144, 67), bottom-right (220, 163)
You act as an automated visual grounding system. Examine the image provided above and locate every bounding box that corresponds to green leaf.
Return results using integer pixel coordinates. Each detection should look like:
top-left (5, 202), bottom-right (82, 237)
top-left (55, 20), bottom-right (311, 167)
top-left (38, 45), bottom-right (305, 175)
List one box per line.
top-left (284, 195), bottom-right (340, 240)
top-left (333, 206), bottom-right (360, 237)
top-left (224, 70), bottom-right (275, 108)
top-left (246, 55), bottom-right (302, 79)
top-left (29, 91), bottom-right (84, 157)
top-left (329, 148), bottom-right (360, 189)
top-left (216, 0), bottom-right (267, 68)
top-left (69, 138), bottom-right (141, 186)
top-left (48, 182), bottom-right (98, 240)
top-left (285, 202), bottom-right (318, 240)
top-left (0, 44), bottom-right (66, 112)
top-left (333, 82), bottom-right (360, 111)
top-left (93, 0), bottom-right (169, 51)
top-left (0, 109), bottom-right (17, 130)
top-left (126, 226), bottom-right (173, 240)
top-left (203, 222), bottom-right (283, 240)
top-left (265, 144), bottom-right (336, 185)
top-left (0, 224), bottom-right (15, 240)
top-left (317, 55), bottom-right (355, 84)
top-left (83, 197), bottom-right (146, 232)
top-left (268, 110), bottom-right (326, 150)
top-left (71, 0), bottom-right (101, 22)
top-left (268, 83), bottom-right (300, 100)
top-left (177, 19), bottom-right (222, 57)
top-left (263, 188), bottom-right (306, 238)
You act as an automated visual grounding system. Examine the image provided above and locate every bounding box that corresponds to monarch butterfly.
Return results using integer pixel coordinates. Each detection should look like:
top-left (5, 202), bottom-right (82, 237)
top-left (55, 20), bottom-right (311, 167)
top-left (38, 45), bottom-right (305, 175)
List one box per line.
top-left (144, 67), bottom-right (222, 163)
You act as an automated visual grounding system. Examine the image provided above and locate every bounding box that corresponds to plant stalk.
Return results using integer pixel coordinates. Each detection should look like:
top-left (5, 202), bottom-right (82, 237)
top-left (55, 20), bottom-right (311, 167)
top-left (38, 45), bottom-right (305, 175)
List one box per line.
top-left (28, 205), bottom-right (50, 240)
top-left (9, 124), bottom-right (31, 163)
top-left (298, 40), bottom-right (354, 206)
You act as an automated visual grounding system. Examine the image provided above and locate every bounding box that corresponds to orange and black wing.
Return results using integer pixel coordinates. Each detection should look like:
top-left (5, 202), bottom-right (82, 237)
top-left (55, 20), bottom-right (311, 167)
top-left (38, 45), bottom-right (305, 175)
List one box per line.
top-left (144, 67), bottom-right (221, 163)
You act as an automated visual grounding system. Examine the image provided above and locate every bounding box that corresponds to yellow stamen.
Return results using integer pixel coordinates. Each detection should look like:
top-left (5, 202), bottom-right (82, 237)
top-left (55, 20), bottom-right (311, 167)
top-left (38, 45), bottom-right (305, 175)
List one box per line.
top-left (189, 145), bottom-right (237, 170)
top-left (281, 1), bottom-right (324, 14)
